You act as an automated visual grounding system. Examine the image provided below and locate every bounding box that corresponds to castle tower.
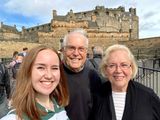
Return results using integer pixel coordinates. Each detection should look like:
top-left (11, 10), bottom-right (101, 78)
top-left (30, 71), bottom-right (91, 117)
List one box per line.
top-left (0, 22), bottom-right (3, 28)
top-left (53, 10), bottom-right (57, 17)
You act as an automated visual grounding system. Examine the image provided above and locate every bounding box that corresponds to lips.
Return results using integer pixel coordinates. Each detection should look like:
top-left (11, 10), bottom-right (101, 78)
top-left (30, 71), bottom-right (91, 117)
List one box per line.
top-left (70, 58), bottom-right (81, 63)
top-left (114, 76), bottom-right (124, 80)
top-left (35, 81), bottom-right (57, 95)
top-left (41, 81), bottom-right (53, 85)
top-left (39, 81), bottom-right (54, 88)
top-left (71, 58), bottom-right (81, 61)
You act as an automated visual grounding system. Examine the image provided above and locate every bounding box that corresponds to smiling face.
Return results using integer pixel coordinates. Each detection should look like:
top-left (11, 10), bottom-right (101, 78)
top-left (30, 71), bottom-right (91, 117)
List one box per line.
top-left (63, 33), bottom-right (87, 72)
top-left (105, 50), bottom-right (133, 92)
top-left (31, 49), bottom-right (60, 97)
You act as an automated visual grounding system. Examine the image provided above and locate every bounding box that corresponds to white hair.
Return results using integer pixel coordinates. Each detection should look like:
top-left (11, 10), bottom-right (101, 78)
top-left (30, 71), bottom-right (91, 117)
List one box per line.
top-left (62, 28), bottom-right (89, 47)
top-left (100, 44), bottom-right (138, 79)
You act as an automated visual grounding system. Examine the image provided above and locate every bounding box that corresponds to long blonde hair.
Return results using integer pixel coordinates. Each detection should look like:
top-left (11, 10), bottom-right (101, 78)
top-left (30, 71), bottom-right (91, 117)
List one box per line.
top-left (12, 45), bottom-right (69, 120)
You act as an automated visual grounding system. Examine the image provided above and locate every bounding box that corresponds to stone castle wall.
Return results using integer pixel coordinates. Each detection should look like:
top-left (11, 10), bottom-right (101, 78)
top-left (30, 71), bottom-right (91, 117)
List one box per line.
top-left (0, 32), bottom-right (20, 40)
top-left (0, 6), bottom-right (159, 59)
top-left (0, 41), bottom-right (41, 58)
top-left (119, 37), bottom-right (160, 59)
top-left (1, 36), bottom-right (159, 59)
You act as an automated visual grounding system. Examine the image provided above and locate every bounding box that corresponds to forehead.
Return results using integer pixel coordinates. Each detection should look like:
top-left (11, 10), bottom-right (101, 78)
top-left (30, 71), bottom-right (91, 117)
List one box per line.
top-left (34, 49), bottom-right (59, 64)
top-left (108, 50), bottom-right (130, 62)
top-left (67, 33), bottom-right (86, 46)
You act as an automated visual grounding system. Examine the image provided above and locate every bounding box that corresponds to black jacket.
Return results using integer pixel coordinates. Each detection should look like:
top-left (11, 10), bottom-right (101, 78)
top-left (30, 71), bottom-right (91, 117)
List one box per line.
top-left (63, 64), bottom-right (102, 120)
top-left (90, 80), bottom-right (160, 120)
top-left (0, 63), bottom-right (11, 103)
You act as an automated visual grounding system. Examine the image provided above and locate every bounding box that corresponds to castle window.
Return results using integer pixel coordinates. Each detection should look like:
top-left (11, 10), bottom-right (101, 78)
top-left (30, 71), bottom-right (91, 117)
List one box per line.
top-left (94, 11), bottom-right (99, 15)
top-left (106, 11), bottom-right (109, 15)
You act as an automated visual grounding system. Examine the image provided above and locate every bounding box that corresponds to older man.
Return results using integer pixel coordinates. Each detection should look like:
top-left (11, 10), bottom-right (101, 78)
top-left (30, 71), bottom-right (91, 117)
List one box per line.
top-left (62, 29), bottom-right (102, 120)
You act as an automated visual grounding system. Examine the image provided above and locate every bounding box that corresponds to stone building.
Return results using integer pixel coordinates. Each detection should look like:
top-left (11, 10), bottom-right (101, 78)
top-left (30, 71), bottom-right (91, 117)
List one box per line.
top-left (22, 6), bottom-right (139, 50)
top-left (0, 22), bottom-right (20, 40)
top-left (0, 6), bottom-right (159, 59)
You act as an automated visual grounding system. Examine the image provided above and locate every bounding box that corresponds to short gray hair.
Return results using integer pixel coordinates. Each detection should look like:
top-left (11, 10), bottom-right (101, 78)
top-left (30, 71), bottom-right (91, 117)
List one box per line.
top-left (62, 28), bottom-right (89, 47)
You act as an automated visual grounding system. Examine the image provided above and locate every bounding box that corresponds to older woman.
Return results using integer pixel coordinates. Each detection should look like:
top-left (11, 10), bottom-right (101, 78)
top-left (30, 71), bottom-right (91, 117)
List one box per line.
top-left (90, 44), bottom-right (160, 120)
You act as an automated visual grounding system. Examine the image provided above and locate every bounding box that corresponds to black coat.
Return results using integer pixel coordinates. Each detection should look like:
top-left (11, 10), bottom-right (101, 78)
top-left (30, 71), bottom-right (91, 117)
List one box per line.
top-left (0, 63), bottom-right (10, 103)
top-left (63, 64), bottom-right (102, 120)
top-left (90, 80), bottom-right (160, 120)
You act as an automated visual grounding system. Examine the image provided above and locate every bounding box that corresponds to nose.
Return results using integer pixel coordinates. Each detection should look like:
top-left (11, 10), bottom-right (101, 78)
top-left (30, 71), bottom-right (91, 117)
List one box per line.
top-left (44, 69), bottom-right (52, 79)
top-left (115, 65), bottom-right (122, 72)
top-left (72, 48), bottom-right (80, 55)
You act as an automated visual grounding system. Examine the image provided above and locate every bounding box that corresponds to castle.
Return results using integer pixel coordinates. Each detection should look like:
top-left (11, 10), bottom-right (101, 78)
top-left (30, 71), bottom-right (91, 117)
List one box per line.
top-left (0, 6), bottom-right (159, 59)
top-left (22, 6), bottom-right (139, 47)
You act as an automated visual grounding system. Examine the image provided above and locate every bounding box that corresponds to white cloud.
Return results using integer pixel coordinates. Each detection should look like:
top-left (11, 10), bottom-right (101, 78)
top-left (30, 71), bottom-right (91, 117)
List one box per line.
top-left (135, 0), bottom-right (160, 38)
top-left (1, 0), bottom-right (160, 38)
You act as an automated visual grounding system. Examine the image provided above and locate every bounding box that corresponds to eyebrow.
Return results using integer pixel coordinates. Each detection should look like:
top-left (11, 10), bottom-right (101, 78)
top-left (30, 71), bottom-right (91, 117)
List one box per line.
top-left (108, 61), bottom-right (130, 64)
top-left (34, 63), bottom-right (60, 67)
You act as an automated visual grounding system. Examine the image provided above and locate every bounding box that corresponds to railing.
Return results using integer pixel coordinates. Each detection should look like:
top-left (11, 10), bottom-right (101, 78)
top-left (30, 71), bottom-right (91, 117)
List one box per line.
top-left (135, 66), bottom-right (160, 97)
top-left (1, 58), bottom-right (160, 96)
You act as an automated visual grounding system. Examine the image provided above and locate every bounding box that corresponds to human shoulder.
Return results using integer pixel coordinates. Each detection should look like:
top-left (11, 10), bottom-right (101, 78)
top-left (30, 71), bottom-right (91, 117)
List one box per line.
top-left (0, 113), bottom-right (17, 120)
top-left (0, 109), bottom-right (24, 120)
top-left (130, 81), bottom-right (160, 103)
top-left (48, 99), bottom-right (69, 120)
top-left (95, 81), bottom-right (111, 97)
top-left (84, 65), bottom-right (98, 75)
top-left (133, 81), bottom-right (160, 119)
top-left (131, 81), bottom-right (155, 95)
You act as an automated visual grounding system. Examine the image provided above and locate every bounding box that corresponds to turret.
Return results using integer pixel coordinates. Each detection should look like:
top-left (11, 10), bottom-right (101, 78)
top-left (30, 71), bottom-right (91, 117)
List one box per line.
top-left (129, 8), bottom-right (136, 15)
top-left (53, 10), bottom-right (57, 17)
top-left (0, 22), bottom-right (3, 28)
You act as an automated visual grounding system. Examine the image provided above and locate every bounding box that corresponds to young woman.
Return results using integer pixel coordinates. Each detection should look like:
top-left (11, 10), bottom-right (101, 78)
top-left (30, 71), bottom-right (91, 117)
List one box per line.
top-left (1, 45), bottom-right (69, 120)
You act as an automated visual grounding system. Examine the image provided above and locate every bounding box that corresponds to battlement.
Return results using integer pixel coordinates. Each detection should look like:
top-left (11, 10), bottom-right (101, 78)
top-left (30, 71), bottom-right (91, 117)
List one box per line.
top-left (2, 6), bottom-right (155, 59)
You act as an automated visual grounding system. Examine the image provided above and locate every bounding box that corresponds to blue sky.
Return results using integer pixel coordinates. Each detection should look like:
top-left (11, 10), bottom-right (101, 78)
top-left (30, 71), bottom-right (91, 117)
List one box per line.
top-left (0, 0), bottom-right (160, 39)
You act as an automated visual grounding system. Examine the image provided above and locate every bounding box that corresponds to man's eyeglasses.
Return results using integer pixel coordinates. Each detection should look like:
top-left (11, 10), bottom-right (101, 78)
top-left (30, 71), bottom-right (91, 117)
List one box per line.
top-left (64, 45), bottom-right (87, 53)
top-left (106, 63), bottom-right (131, 70)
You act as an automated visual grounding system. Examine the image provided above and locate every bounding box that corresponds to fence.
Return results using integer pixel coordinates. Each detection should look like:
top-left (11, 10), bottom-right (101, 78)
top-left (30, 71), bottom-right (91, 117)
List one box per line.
top-left (1, 58), bottom-right (160, 96)
top-left (135, 66), bottom-right (160, 97)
